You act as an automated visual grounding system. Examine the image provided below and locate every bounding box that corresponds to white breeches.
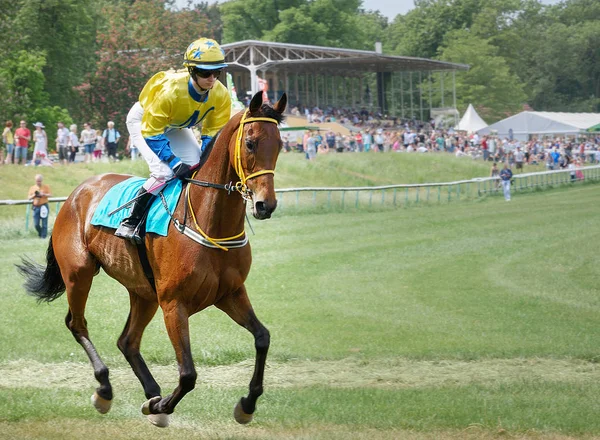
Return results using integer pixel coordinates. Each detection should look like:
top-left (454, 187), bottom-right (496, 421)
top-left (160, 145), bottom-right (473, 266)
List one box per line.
top-left (127, 102), bottom-right (202, 193)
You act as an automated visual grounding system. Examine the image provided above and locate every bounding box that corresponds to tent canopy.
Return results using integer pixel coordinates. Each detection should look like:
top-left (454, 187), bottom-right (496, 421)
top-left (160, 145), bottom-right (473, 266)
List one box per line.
top-left (478, 111), bottom-right (600, 140)
top-left (455, 104), bottom-right (487, 132)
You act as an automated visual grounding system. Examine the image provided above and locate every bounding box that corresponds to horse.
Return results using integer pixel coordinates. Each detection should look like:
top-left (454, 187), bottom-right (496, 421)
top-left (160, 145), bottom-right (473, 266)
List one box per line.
top-left (17, 91), bottom-right (287, 428)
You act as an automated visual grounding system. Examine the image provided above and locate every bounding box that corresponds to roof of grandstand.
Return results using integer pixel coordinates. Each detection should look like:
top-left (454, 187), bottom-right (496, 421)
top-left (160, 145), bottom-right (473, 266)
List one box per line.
top-left (221, 40), bottom-right (469, 75)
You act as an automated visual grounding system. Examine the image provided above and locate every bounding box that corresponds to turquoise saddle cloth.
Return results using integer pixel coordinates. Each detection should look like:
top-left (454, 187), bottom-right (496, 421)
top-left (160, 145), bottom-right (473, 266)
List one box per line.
top-left (91, 177), bottom-right (182, 237)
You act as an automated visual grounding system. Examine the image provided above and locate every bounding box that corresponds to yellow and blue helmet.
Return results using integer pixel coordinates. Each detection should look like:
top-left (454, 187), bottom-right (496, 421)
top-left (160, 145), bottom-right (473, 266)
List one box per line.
top-left (183, 38), bottom-right (228, 70)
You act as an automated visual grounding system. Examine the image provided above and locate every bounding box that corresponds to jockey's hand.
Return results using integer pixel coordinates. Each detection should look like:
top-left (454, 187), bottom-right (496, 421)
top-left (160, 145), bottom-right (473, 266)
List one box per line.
top-left (173, 162), bottom-right (193, 180)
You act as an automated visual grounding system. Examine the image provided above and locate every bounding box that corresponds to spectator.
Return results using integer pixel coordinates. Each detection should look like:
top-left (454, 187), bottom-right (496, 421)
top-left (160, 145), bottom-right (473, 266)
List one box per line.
top-left (67, 124), bottom-right (80, 163)
top-left (499, 163), bottom-right (513, 201)
top-left (355, 131), bottom-right (363, 152)
top-left (490, 162), bottom-right (500, 189)
top-left (93, 129), bottom-right (104, 161)
top-left (31, 122), bottom-right (52, 166)
top-left (3, 120), bottom-right (14, 164)
top-left (481, 136), bottom-right (489, 161)
top-left (374, 129), bottom-right (384, 152)
top-left (325, 130), bottom-right (335, 151)
top-left (363, 129), bottom-right (372, 152)
top-left (126, 136), bottom-right (140, 160)
top-left (103, 121), bottom-right (121, 162)
top-left (80, 122), bottom-right (96, 163)
top-left (27, 174), bottom-right (52, 239)
top-left (14, 120), bottom-right (31, 165)
top-left (514, 147), bottom-right (524, 172)
top-left (55, 122), bottom-right (70, 165)
top-left (305, 131), bottom-right (317, 160)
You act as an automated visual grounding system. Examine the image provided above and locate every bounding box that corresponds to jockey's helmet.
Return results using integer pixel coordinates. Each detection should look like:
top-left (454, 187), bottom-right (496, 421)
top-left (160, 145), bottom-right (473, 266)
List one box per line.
top-left (183, 38), bottom-right (228, 70)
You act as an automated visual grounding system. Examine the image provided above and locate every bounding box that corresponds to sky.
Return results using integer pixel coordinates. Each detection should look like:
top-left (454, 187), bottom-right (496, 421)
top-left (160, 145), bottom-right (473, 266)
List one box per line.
top-left (175, 0), bottom-right (564, 21)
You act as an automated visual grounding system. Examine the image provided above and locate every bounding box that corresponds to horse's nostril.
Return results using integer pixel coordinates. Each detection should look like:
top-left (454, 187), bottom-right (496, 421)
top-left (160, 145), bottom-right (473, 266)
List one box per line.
top-left (255, 201), bottom-right (267, 214)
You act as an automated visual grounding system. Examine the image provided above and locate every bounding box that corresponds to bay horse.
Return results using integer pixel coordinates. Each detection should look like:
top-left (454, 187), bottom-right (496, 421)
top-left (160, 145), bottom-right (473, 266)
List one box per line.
top-left (17, 91), bottom-right (286, 427)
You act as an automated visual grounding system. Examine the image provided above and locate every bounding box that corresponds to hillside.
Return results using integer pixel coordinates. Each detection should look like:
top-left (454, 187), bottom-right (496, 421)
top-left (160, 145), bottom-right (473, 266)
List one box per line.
top-left (0, 153), bottom-right (544, 219)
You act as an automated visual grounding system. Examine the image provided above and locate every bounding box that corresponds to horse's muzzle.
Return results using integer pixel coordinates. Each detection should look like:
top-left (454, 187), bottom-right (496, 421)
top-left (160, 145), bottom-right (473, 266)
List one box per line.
top-left (253, 199), bottom-right (277, 220)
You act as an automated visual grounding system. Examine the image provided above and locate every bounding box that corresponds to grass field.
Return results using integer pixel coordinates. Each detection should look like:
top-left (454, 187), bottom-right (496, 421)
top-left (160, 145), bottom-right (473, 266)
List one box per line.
top-left (0, 163), bottom-right (599, 439)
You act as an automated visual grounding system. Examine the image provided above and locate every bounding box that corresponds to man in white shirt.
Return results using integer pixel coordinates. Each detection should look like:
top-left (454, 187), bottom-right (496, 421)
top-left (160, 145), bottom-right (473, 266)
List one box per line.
top-left (514, 146), bottom-right (525, 172)
top-left (55, 122), bottom-right (70, 165)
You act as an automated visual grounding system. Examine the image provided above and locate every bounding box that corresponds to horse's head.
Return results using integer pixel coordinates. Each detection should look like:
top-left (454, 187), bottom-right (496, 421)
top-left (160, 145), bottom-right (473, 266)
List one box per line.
top-left (231, 91), bottom-right (287, 220)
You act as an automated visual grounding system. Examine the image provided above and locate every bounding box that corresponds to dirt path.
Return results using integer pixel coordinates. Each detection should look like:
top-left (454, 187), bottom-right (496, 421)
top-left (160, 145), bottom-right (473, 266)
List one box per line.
top-left (2, 357), bottom-right (599, 391)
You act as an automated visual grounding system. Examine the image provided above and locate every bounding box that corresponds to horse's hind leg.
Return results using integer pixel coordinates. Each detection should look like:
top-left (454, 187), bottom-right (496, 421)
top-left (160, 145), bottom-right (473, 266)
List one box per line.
top-left (117, 292), bottom-right (169, 427)
top-left (63, 257), bottom-right (113, 414)
top-left (118, 292), bottom-right (161, 398)
top-left (216, 285), bottom-right (270, 424)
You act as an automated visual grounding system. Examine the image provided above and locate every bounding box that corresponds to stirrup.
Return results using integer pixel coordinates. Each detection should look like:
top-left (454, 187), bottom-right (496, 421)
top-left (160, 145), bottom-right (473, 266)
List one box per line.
top-left (115, 222), bottom-right (143, 244)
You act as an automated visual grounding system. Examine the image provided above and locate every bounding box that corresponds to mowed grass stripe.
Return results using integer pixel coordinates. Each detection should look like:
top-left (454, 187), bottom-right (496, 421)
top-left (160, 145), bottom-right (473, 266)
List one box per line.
top-left (2, 358), bottom-right (600, 391)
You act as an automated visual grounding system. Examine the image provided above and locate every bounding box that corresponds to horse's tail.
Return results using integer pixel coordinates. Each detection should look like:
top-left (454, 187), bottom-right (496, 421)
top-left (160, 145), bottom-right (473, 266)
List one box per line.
top-left (16, 236), bottom-right (66, 303)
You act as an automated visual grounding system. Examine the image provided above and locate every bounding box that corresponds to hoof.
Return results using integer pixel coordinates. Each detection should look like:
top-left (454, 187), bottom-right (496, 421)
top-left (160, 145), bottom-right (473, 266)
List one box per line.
top-left (91, 392), bottom-right (112, 414)
top-left (147, 413), bottom-right (170, 428)
top-left (233, 399), bottom-right (253, 424)
top-left (141, 395), bottom-right (162, 416)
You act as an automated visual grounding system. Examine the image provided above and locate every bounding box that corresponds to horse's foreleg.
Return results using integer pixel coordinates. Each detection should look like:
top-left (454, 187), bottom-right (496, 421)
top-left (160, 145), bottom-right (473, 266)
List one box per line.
top-left (216, 286), bottom-right (270, 424)
top-left (117, 292), bottom-right (161, 400)
top-left (64, 263), bottom-right (113, 414)
top-left (143, 303), bottom-right (196, 421)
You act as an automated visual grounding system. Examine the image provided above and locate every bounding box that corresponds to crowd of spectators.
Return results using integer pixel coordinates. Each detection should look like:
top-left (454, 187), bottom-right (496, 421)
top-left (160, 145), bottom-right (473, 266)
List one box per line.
top-left (1, 119), bottom-right (128, 167)
top-left (287, 105), bottom-right (600, 170)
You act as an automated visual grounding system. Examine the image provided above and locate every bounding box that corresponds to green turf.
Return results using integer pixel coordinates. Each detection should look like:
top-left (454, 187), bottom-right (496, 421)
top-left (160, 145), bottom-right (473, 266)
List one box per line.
top-left (1, 163), bottom-right (599, 437)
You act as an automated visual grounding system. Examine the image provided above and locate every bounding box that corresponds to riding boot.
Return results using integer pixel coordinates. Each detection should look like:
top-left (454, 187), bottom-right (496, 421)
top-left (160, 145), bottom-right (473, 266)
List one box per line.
top-left (114, 188), bottom-right (155, 244)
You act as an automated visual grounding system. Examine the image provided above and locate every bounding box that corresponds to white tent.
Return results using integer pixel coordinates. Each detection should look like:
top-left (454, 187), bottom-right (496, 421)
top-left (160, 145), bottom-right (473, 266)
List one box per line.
top-left (455, 104), bottom-right (488, 132)
top-left (478, 111), bottom-right (600, 141)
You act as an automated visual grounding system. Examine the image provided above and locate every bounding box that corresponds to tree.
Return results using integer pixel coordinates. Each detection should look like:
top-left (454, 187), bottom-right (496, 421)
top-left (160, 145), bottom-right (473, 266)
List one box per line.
top-left (434, 30), bottom-right (527, 122)
top-left (76, 0), bottom-right (213, 130)
top-left (221, 0), bottom-right (306, 43)
top-left (11, 0), bottom-right (98, 109)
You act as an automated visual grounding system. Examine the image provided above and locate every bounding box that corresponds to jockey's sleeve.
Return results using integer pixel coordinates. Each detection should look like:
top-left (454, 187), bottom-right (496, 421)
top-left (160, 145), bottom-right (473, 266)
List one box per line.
top-left (140, 79), bottom-right (180, 168)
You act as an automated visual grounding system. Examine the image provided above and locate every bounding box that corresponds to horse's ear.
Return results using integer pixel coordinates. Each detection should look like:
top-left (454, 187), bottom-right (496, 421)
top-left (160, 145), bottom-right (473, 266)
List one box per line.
top-left (273, 93), bottom-right (287, 114)
top-left (249, 92), bottom-right (263, 113)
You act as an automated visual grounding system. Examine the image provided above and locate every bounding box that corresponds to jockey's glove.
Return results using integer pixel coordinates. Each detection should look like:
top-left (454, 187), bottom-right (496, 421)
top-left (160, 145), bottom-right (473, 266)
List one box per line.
top-left (173, 162), bottom-right (193, 180)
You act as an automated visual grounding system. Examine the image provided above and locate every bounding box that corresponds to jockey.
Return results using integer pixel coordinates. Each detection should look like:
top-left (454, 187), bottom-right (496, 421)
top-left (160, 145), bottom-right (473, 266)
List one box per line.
top-left (115, 37), bottom-right (231, 243)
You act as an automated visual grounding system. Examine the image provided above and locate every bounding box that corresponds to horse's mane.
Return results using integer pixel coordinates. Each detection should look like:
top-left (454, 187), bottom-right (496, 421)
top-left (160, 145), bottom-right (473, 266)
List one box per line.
top-left (256, 104), bottom-right (285, 125)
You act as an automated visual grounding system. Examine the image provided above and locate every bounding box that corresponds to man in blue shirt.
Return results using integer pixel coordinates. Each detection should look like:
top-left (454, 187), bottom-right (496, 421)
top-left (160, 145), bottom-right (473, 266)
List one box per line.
top-left (102, 121), bottom-right (121, 162)
top-left (499, 162), bottom-right (513, 201)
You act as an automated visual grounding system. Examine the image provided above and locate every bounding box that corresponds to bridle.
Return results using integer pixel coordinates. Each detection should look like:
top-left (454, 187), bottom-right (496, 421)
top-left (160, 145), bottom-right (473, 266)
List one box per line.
top-left (171, 110), bottom-right (279, 250)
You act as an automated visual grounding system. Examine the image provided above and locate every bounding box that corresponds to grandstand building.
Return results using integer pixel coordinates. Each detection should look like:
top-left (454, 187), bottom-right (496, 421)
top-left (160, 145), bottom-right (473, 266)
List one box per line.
top-left (222, 40), bottom-right (469, 121)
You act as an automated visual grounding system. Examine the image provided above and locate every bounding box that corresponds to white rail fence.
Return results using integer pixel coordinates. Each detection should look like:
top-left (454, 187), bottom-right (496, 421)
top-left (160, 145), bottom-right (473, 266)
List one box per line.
top-left (1, 165), bottom-right (599, 232)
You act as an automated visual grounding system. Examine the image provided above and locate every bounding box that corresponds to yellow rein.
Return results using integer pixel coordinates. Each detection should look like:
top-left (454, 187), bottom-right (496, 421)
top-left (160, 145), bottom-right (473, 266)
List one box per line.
top-left (186, 110), bottom-right (279, 251)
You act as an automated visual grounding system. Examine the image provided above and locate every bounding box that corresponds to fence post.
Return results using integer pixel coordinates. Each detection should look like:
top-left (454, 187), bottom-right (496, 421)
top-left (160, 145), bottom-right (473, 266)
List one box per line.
top-left (393, 188), bottom-right (397, 206)
top-left (341, 190), bottom-right (345, 209)
top-left (25, 204), bottom-right (31, 232)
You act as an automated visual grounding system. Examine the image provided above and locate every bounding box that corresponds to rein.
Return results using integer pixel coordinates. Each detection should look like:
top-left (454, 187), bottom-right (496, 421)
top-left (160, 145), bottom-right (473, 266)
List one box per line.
top-left (176, 110), bottom-right (279, 251)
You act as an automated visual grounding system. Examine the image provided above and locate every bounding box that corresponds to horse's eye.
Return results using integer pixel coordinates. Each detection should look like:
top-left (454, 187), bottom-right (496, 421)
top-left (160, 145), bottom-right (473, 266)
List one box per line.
top-left (245, 139), bottom-right (256, 151)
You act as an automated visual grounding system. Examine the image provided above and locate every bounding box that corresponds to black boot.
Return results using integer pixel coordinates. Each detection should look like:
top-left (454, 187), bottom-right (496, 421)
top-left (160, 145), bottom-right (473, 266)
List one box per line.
top-left (114, 188), bottom-right (154, 244)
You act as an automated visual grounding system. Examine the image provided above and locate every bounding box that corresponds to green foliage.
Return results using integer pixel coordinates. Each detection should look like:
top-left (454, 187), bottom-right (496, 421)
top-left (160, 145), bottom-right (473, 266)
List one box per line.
top-left (434, 30), bottom-right (527, 122)
top-left (221, 0), bottom-right (305, 42)
top-left (76, 0), bottom-right (212, 129)
top-left (11, 0), bottom-right (98, 109)
top-left (0, 50), bottom-right (50, 123)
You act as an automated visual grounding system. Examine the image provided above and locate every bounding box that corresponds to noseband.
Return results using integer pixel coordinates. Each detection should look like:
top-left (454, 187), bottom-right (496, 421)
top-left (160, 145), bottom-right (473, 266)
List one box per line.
top-left (174, 110), bottom-right (280, 250)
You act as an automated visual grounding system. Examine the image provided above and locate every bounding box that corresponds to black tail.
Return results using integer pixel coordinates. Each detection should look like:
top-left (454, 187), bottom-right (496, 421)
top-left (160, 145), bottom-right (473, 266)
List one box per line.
top-left (16, 236), bottom-right (66, 303)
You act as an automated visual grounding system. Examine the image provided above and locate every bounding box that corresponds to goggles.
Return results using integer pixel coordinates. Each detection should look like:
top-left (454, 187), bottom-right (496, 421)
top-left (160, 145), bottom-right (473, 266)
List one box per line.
top-left (195, 68), bottom-right (223, 79)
